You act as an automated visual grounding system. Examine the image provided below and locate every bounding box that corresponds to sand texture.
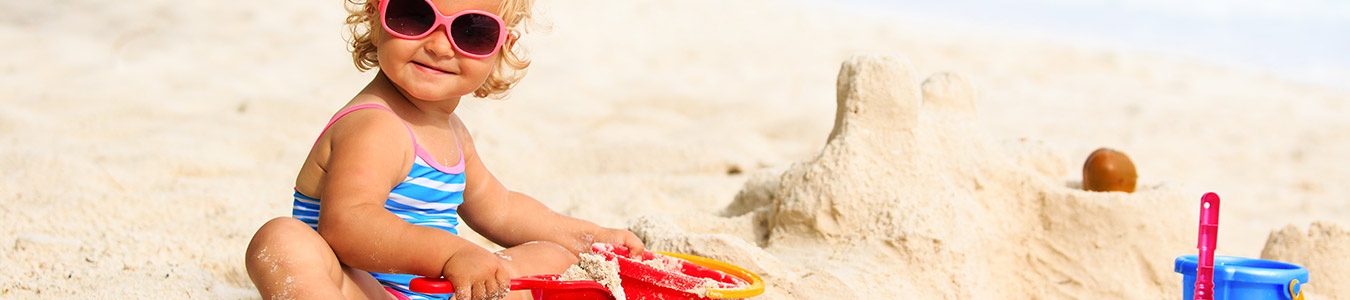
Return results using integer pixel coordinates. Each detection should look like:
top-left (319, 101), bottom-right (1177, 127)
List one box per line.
top-left (633, 55), bottom-right (1193, 299)
top-left (1261, 222), bottom-right (1350, 300)
top-left (559, 253), bottom-right (625, 300)
top-left (2, 0), bottom-right (1348, 298)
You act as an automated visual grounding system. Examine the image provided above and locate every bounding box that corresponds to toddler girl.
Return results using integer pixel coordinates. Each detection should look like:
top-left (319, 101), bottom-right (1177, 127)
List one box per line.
top-left (244, 0), bottom-right (645, 299)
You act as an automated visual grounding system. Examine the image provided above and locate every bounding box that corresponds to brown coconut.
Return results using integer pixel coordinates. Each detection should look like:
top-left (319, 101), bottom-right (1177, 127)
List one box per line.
top-left (1082, 148), bottom-right (1137, 193)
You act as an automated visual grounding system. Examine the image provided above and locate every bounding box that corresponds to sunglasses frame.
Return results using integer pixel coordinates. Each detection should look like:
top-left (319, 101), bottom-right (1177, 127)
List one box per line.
top-left (379, 0), bottom-right (508, 59)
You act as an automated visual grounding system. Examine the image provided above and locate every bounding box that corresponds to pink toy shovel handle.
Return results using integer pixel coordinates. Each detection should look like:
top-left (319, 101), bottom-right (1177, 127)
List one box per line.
top-left (1195, 192), bottom-right (1221, 300)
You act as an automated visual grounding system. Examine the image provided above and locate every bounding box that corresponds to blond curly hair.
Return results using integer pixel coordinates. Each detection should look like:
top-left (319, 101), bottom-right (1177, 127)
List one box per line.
top-left (344, 0), bottom-right (534, 99)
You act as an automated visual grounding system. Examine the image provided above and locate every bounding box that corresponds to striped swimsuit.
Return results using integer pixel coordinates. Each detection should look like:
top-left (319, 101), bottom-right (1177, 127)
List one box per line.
top-left (292, 104), bottom-right (464, 300)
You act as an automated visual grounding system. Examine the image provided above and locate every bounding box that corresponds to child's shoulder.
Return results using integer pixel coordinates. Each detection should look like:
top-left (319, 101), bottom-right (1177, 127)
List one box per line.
top-left (296, 101), bottom-right (415, 194)
top-left (324, 102), bottom-right (413, 147)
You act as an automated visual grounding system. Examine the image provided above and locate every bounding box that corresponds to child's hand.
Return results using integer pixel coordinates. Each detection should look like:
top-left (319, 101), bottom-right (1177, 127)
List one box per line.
top-left (593, 228), bottom-right (646, 259)
top-left (441, 246), bottom-right (511, 300)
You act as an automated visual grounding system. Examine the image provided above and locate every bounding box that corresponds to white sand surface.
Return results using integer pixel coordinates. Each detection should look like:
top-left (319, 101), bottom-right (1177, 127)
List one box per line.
top-left (2, 0), bottom-right (1347, 299)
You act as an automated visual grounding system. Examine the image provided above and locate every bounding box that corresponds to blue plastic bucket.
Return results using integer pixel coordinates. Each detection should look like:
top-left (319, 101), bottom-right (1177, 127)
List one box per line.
top-left (1174, 255), bottom-right (1308, 300)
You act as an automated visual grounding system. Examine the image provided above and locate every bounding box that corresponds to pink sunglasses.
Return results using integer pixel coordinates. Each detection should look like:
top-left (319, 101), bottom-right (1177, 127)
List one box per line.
top-left (380, 0), bottom-right (508, 59)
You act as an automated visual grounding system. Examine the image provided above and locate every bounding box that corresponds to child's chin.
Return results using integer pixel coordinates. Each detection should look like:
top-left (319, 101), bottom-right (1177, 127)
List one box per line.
top-left (397, 81), bottom-right (464, 100)
top-left (414, 88), bottom-right (473, 101)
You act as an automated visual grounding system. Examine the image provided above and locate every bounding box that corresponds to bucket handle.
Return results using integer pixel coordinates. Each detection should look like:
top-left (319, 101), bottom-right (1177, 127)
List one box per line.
top-left (1287, 279), bottom-right (1304, 300)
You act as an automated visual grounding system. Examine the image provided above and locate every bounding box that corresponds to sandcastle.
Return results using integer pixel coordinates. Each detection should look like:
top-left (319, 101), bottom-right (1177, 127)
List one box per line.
top-left (1261, 222), bottom-right (1350, 298)
top-left (630, 54), bottom-right (1197, 299)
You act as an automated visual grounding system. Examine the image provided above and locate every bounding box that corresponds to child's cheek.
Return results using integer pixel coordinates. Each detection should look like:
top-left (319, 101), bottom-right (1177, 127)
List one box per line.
top-left (467, 59), bottom-right (497, 81)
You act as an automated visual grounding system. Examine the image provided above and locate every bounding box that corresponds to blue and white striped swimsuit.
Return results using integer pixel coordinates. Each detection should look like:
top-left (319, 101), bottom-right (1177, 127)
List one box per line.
top-left (292, 104), bottom-right (465, 300)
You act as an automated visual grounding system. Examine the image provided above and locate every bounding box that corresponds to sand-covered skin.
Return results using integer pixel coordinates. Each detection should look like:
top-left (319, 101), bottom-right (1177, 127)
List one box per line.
top-left (2, 0), bottom-right (1347, 298)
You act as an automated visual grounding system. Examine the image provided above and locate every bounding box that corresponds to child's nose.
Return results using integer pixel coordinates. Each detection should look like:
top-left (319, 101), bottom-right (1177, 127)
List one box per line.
top-left (423, 25), bottom-right (456, 58)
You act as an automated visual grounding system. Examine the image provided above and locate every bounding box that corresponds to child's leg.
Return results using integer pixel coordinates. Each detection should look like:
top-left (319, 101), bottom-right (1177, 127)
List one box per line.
top-left (496, 241), bottom-right (581, 300)
top-left (246, 217), bottom-right (393, 300)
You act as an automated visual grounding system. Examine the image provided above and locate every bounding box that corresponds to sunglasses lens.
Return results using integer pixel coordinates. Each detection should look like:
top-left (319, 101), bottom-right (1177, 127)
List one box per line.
top-left (450, 13), bottom-right (502, 56)
top-left (384, 0), bottom-right (435, 36)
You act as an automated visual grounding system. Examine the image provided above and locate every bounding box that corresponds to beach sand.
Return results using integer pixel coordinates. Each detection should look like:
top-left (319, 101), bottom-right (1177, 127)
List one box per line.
top-left (2, 0), bottom-right (1348, 298)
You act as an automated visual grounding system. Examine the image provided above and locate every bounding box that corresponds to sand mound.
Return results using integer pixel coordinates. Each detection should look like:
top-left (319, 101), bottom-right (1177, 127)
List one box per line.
top-left (631, 54), bottom-right (1195, 299)
top-left (559, 253), bottom-right (626, 300)
top-left (1261, 221), bottom-right (1350, 300)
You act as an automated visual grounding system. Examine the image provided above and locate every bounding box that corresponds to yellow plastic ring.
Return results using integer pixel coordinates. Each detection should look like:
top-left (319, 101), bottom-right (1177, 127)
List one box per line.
top-left (655, 251), bottom-right (766, 299)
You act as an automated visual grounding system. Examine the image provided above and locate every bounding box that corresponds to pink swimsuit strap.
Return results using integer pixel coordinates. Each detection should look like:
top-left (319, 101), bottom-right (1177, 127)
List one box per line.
top-left (313, 104), bottom-right (465, 174)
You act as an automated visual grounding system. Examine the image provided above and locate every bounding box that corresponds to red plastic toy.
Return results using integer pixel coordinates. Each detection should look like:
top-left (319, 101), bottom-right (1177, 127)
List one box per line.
top-left (411, 274), bottom-right (616, 300)
top-left (409, 243), bottom-right (765, 300)
top-left (591, 243), bottom-right (750, 300)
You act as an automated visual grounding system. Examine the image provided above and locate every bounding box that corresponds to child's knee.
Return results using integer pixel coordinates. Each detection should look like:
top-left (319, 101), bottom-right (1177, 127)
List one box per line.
top-left (258, 216), bottom-right (309, 234)
top-left (246, 217), bottom-right (319, 265)
top-left (248, 217), bottom-right (310, 247)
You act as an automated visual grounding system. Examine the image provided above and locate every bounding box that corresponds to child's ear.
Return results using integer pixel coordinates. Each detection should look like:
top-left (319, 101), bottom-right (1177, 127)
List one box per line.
top-left (504, 31), bottom-right (519, 51)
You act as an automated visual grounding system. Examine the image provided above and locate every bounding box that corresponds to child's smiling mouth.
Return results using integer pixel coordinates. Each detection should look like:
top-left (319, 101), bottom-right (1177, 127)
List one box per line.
top-left (412, 61), bottom-right (457, 75)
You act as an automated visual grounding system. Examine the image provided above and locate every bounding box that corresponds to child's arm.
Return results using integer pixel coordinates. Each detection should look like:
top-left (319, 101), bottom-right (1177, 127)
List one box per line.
top-left (453, 117), bottom-right (646, 256)
top-left (316, 110), bottom-right (511, 298)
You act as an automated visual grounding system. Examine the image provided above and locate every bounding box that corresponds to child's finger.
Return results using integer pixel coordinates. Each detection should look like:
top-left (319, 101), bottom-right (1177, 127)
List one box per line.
top-left (624, 233), bottom-right (646, 258)
top-left (481, 280), bottom-right (497, 300)
top-left (483, 275), bottom-right (504, 300)
top-left (495, 268), bottom-right (511, 295)
top-left (452, 278), bottom-right (471, 300)
top-left (627, 243), bottom-right (645, 258)
top-left (472, 280), bottom-right (489, 300)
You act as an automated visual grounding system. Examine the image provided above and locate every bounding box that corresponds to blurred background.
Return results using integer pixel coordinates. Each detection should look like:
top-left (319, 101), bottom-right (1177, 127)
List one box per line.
top-left (808, 0), bottom-right (1350, 90)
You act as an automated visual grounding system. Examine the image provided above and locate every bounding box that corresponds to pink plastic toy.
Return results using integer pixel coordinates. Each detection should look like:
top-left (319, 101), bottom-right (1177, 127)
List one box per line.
top-left (1195, 192), bottom-right (1221, 300)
